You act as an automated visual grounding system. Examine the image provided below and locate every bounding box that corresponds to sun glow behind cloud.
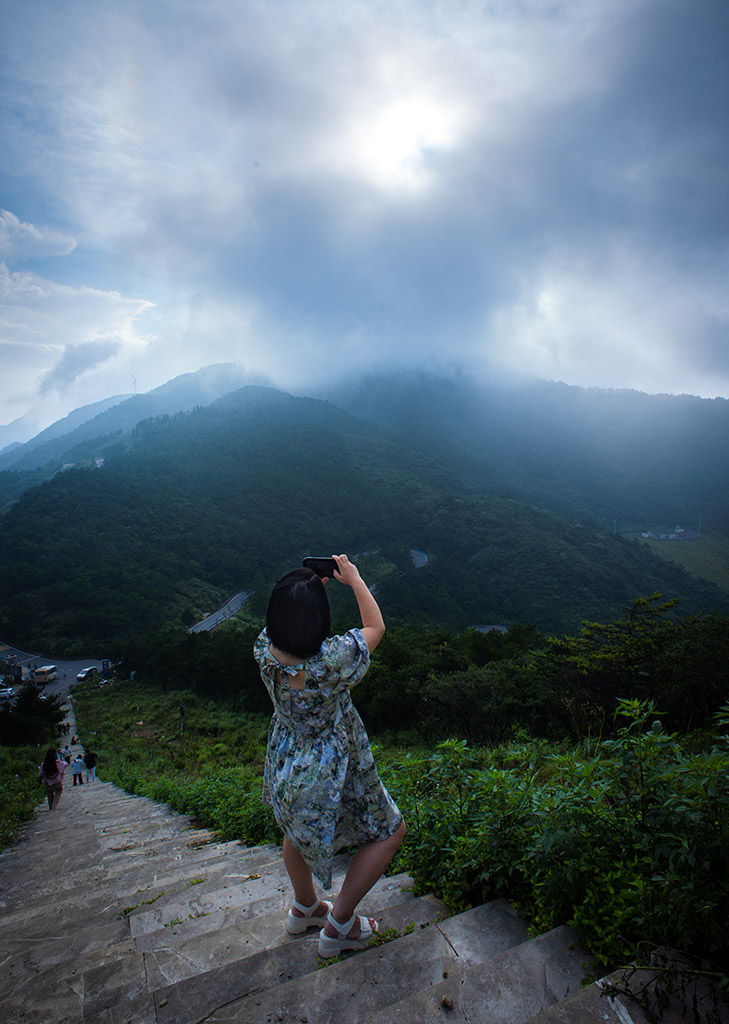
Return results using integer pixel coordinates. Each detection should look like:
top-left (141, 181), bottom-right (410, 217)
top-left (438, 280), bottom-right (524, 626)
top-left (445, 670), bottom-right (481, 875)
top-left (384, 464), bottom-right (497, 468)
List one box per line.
top-left (2, 0), bottom-right (729, 442)
top-left (343, 96), bottom-right (463, 193)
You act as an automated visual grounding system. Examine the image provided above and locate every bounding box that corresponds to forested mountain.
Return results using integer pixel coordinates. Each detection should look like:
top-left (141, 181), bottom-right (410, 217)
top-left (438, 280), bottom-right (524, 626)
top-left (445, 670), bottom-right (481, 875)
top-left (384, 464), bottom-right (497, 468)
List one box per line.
top-left (326, 371), bottom-right (729, 535)
top-left (0, 363), bottom-right (262, 475)
top-left (0, 393), bottom-right (131, 457)
top-left (0, 383), bottom-right (725, 656)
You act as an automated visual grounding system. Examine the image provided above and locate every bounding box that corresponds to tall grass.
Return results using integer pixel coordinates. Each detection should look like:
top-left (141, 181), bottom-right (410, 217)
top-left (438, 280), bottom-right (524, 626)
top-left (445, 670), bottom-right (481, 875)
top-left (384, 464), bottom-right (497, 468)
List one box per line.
top-left (0, 746), bottom-right (46, 851)
top-left (73, 678), bottom-right (280, 844)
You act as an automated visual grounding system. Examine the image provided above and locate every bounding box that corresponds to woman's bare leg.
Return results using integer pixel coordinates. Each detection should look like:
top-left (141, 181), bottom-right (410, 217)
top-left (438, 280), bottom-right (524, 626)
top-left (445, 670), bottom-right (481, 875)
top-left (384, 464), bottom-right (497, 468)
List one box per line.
top-left (282, 836), bottom-right (329, 919)
top-left (325, 821), bottom-right (406, 939)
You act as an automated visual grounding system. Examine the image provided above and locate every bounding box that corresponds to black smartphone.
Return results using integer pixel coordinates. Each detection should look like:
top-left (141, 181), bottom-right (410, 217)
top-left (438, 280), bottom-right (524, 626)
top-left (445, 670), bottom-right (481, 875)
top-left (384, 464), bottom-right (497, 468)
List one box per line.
top-left (302, 556), bottom-right (338, 578)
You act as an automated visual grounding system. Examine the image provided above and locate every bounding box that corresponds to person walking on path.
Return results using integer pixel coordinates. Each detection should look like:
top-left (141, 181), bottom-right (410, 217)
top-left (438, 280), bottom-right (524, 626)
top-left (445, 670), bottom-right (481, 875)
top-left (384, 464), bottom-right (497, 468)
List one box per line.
top-left (71, 754), bottom-right (85, 785)
top-left (84, 750), bottom-right (98, 782)
top-left (254, 553), bottom-right (406, 959)
top-left (39, 749), bottom-right (66, 810)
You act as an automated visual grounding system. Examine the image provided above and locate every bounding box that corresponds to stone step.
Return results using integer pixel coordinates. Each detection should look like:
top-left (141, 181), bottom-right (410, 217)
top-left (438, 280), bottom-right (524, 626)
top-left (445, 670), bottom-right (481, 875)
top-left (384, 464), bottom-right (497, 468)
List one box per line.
top-left (521, 979), bottom-right (639, 1024)
top-left (126, 861), bottom-right (291, 938)
top-left (0, 937), bottom-right (140, 1024)
top-left (1, 864), bottom-right (427, 1024)
top-left (146, 895), bottom-right (447, 1024)
top-left (0, 851), bottom-right (287, 948)
top-left (2, 841), bottom-right (231, 906)
top-left (193, 899), bottom-right (531, 1024)
top-left (524, 961), bottom-right (729, 1024)
top-left (0, 918), bottom-right (133, 989)
top-left (149, 892), bottom-right (443, 991)
top-left (133, 870), bottom-right (415, 954)
top-left (366, 924), bottom-right (589, 1024)
top-left (5, 845), bottom-right (279, 914)
top-left (127, 863), bottom-right (415, 941)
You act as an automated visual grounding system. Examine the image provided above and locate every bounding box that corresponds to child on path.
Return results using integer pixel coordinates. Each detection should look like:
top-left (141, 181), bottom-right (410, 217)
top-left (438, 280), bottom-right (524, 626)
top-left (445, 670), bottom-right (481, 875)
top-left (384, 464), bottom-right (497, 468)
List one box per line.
top-left (71, 754), bottom-right (85, 785)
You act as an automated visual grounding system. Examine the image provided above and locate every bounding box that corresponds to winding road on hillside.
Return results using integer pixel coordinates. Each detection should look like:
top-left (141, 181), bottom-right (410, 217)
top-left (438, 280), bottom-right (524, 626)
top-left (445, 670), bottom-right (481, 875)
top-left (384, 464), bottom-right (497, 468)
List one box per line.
top-left (2, 553), bottom-right (430, 691)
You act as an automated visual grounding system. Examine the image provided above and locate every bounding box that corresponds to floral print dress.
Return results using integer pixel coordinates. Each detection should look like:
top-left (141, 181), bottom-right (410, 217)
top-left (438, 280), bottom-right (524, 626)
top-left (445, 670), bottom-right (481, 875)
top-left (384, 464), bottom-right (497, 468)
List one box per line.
top-left (254, 627), bottom-right (403, 889)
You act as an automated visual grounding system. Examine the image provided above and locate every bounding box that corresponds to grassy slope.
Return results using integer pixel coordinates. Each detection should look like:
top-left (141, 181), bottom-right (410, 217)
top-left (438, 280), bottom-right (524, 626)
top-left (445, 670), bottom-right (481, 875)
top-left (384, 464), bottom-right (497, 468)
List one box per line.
top-left (642, 531), bottom-right (729, 592)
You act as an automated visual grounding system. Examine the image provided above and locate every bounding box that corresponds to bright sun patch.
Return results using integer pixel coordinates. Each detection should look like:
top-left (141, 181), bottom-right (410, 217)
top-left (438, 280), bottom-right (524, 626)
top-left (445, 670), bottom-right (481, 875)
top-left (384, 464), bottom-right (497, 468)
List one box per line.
top-left (349, 97), bottom-right (460, 192)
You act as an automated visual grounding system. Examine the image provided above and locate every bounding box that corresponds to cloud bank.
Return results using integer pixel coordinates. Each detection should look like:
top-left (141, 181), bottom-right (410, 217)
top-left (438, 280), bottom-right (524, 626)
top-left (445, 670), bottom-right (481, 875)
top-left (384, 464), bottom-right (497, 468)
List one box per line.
top-left (1, 0), bottom-right (727, 433)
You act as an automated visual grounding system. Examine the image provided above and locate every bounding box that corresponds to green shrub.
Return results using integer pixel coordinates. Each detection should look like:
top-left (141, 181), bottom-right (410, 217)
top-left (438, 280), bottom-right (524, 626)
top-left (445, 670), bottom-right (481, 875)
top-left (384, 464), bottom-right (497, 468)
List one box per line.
top-left (388, 700), bottom-right (729, 969)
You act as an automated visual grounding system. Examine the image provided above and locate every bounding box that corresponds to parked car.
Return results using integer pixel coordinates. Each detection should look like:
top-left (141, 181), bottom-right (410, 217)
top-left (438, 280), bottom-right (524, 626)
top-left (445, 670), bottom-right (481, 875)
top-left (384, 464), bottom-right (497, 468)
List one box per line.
top-left (0, 686), bottom-right (15, 700)
top-left (76, 667), bottom-right (97, 681)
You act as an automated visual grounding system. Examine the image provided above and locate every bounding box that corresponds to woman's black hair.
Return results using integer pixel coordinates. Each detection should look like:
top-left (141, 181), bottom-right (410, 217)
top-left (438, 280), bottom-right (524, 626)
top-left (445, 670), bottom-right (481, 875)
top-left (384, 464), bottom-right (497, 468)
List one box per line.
top-left (266, 567), bottom-right (331, 659)
top-left (42, 749), bottom-right (58, 775)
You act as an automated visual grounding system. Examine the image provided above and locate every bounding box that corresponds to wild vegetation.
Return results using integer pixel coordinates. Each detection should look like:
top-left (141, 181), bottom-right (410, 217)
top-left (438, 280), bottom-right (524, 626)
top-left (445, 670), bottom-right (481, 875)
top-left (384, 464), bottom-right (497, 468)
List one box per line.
top-left (108, 596), bottom-right (729, 739)
top-left (0, 683), bottom-right (65, 848)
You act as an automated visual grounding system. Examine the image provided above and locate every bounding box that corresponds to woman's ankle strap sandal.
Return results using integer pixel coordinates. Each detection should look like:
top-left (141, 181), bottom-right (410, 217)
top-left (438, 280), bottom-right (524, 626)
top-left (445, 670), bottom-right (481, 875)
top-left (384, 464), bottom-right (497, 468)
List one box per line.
top-left (317, 910), bottom-right (378, 958)
top-left (287, 898), bottom-right (333, 935)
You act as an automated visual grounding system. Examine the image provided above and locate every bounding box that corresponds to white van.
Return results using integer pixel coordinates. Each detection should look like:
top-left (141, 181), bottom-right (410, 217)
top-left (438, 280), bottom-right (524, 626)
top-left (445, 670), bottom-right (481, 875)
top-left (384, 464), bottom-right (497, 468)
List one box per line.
top-left (32, 665), bottom-right (57, 683)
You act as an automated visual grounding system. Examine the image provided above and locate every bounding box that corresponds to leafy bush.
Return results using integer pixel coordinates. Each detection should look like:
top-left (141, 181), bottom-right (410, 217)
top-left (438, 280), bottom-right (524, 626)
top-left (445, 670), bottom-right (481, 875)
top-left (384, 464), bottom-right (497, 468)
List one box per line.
top-left (387, 700), bottom-right (729, 970)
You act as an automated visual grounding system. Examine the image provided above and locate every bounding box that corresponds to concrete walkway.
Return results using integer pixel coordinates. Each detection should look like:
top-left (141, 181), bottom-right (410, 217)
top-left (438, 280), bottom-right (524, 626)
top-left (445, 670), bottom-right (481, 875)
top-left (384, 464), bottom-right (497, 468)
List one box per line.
top-left (0, 711), bottom-right (673, 1024)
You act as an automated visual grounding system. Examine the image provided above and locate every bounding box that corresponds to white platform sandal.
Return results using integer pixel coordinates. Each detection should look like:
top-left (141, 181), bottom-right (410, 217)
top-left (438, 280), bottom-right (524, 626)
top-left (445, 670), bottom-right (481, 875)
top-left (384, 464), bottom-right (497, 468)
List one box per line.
top-left (317, 909), bottom-right (378, 957)
top-left (286, 897), bottom-right (333, 935)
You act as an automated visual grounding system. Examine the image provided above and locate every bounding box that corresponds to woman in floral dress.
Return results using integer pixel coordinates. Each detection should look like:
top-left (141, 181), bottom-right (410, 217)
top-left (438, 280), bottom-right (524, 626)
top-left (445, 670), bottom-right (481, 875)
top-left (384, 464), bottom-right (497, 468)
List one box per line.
top-left (254, 553), bottom-right (405, 957)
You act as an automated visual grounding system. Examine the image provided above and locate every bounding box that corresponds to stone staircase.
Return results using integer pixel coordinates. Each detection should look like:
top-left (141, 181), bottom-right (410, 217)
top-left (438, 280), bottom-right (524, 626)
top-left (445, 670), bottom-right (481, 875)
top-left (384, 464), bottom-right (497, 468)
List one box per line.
top-left (0, 702), bottom-right (668, 1024)
top-left (0, 778), bottom-right (667, 1024)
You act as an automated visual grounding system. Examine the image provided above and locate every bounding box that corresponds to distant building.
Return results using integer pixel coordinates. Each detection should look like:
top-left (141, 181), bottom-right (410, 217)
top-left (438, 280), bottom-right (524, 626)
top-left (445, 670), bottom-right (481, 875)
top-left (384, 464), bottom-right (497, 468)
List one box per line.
top-left (0, 645), bottom-right (34, 681)
top-left (641, 525), bottom-right (700, 541)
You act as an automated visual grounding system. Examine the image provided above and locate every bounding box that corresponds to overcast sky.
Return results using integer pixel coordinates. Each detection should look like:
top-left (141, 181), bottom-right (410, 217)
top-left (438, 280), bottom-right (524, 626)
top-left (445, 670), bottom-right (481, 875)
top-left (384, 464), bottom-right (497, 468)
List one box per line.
top-left (1, 0), bottom-right (728, 439)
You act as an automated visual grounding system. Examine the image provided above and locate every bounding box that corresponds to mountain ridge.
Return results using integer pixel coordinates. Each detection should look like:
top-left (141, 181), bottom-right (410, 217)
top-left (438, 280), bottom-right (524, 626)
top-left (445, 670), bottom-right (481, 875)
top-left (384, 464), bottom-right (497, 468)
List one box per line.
top-left (0, 363), bottom-right (267, 473)
top-left (0, 383), bottom-right (725, 656)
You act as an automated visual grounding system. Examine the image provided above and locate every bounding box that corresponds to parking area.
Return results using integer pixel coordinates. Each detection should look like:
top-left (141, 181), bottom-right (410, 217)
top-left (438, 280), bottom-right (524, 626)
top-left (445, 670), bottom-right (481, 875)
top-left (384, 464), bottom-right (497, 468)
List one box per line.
top-left (0, 643), bottom-right (104, 701)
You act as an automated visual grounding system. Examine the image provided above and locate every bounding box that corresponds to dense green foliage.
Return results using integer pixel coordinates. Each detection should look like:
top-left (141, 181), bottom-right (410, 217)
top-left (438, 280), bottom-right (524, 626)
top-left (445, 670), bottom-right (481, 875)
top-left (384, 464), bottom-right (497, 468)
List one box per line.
top-left (0, 684), bottom-right (66, 850)
top-left (0, 386), bottom-right (726, 655)
top-left (0, 682), bottom-right (65, 747)
top-left (114, 597), bottom-right (729, 741)
top-left (384, 700), bottom-right (729, 969)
